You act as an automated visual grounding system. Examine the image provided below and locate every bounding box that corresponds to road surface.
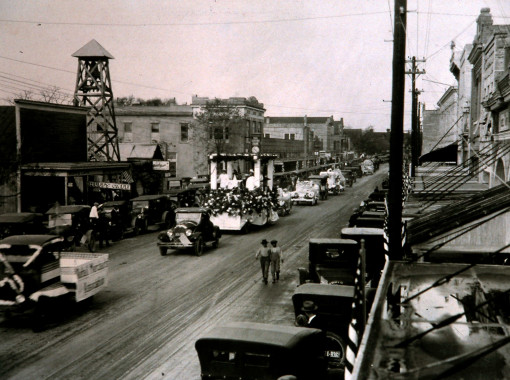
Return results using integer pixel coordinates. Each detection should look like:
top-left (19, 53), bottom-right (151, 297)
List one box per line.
top-left (0, 166), bottom-right (387, 380)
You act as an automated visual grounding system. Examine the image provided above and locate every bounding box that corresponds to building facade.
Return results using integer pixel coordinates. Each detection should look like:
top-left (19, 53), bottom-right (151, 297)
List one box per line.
top-left (467, 8), bottom-right (510, 187)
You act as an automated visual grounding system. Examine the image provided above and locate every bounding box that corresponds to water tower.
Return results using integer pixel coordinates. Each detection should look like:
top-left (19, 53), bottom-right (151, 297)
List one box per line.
top-left (72, 39), bottom-right (120, 161)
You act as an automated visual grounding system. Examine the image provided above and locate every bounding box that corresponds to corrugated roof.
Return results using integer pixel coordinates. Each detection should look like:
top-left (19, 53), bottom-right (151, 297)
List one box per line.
top-left (407, 182), bottom-right (510, 245)
top-left (72, 39), bottom-right (114, 59)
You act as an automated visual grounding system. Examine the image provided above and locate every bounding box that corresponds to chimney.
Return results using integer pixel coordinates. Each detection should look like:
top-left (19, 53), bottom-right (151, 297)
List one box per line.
top-left (476, 8), bottom-right (493, 42)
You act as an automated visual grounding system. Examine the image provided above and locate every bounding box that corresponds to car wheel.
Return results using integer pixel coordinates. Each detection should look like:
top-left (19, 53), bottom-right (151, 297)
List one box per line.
top-left (324, 331), bottom-right (346, 369)
top-left (194, 237), bottom-right (204, 256)
top-left (133, 223), bottom-right (140, 236)
top-left (159, 247), bottom-right (167, 256)
top-left (241, 223), bottom-right (250, 234)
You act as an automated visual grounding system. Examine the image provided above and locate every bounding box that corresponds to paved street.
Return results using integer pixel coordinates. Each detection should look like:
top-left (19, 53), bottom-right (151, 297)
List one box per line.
top-left (0, 167), bottom-right (387, 380)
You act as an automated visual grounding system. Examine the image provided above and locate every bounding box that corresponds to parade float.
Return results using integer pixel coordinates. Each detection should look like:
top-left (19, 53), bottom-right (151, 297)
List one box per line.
top-left (205, 153), bottom-right (280, 232)
top-left (319, 168), bottom-right (346, 195)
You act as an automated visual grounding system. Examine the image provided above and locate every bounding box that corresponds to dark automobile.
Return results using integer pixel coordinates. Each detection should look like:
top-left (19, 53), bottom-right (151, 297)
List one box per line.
top-left (340, 170), bottom-right (354, 186)
top-left (129, 194), bottom-right (176, 235)
top-left (340, 227), bottom-right (386, 287)
top-left (345, 165), bottom-right (363, 179)
top-left (298, 238), bottom-right (360, 286)
top-left (157, 207), bottom-right (221, 256)
top-left (195, 322), bottom-right (329, 380)
top-left (98, 200), bottom-right (132, 240)
top-left (0, 212), bottom-right (46, 239)
top-left (292, 283), bottom-right (360, 372)
top-left (45, 205), bottom-right (97, 252)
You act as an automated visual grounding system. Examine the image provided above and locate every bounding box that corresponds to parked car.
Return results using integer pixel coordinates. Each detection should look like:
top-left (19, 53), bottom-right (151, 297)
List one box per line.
top-left (291, 180), bottom-right (320, 205)
top-left (195, 322), bottom-right (329, 380)
top-left (0, 212), bottom-right (46, 240)
top-left (129, 195), bottom-right (176, 235)
top-left (98, 200), bottom-right (132, 240)
top-left (45, 205), bottom-right (97, 252)
top-left (298, 238), bottom-right (360, 286)
top-left (292, 283), bottom-right (375, 373)
top-left (157, 207), bottom-right (221, 256)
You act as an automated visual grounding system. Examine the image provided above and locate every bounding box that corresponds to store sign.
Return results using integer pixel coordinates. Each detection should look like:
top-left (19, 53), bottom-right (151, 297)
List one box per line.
top-left (153, 160), bottom-right (170, 171)
top-left (89, 181), bottom-right (131, 190)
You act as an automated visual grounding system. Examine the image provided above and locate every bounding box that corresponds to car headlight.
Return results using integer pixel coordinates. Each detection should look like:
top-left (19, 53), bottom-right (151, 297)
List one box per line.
top-left (185, 229), bottom-right (192, 237)
top-left (166, 230), bottom-right (174, 238)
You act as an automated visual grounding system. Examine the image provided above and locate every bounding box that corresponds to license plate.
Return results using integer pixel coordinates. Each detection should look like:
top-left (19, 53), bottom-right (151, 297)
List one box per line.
top-left (326, 350), bottom-right (340, 358)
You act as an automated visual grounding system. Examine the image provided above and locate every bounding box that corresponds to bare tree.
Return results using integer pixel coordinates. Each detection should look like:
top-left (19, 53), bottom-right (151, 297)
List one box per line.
top-left (191, 98), bottom-right (245, 176)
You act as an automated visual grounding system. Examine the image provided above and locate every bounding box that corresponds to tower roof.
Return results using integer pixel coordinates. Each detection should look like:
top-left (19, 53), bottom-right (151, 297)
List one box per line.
top-left (72, 39), bottom-right (114, 59)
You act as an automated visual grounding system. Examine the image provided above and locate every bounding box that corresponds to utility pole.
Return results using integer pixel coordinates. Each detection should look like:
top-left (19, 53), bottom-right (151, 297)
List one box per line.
top-left (406, 56), bottom-right (425, 176)
top-left (388, 0), bottom-right (407, 260)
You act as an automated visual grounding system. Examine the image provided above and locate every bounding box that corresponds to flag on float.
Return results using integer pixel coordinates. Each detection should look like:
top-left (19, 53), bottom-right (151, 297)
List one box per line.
top-left (383, 198), bottom-right (389, 257)
top-left (344, 244), bottom-right (366, 380)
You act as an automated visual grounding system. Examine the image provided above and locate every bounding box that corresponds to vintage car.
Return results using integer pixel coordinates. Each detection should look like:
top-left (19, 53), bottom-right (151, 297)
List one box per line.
top-left (308, 174), bottom-right (329, 200)
top-left (98, 200), bottom-right (132, 240)
top-left (298, 238), bottom-right (360, 286)
top-left (45, 205), bottom-right (98, 252)
top-left (340, 227), bottom-right (386, 287)
top-left (291, 180), bottom-right (320, 205)
top-left (0, 234), bottom-right (109, 331)
top-left (157, 207), bottom-right (221, 256)
top-left (195, 322), bottom-right (329, 380)
top-left (130, 194), bottom-right (176, 235)
top-left (0, 212), bottom-right (46, 240)
top-left (340, 170), bottom-right (354, 187)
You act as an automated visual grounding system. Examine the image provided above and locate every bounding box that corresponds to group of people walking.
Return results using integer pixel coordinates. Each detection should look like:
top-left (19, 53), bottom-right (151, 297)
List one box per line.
top-left (255, 239), bottom-right (284, 284)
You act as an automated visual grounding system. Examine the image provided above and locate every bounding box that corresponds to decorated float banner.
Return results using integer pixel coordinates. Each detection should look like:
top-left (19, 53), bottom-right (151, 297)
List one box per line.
top-left (202, 188), bottom-right (279, 217)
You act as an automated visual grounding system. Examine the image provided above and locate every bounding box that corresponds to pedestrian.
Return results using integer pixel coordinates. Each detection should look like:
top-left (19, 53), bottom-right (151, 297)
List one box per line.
top-left (297, 300), bottom-right (322, 329)
top-left (269, 239), bottom-right (283, 283)
top-left (255, 239), bottom-right (271, 284)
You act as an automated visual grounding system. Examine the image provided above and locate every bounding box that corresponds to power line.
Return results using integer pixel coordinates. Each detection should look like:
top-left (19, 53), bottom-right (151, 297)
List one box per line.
top-left (0, 11), bottom-right (390, 27)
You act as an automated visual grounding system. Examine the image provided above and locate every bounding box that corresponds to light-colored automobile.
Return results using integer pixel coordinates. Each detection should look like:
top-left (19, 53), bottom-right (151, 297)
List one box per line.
top-left (291, 180), bottom-right (320, 205)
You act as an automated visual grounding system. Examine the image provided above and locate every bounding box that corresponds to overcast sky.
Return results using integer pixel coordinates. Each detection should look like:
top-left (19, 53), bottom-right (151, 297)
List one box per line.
top-left (1, 0), bottom-right (510, 131)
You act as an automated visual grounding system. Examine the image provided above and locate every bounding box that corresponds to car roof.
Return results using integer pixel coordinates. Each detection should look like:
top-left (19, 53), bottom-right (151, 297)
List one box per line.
top-left (175, 207), bottom-right (209, 213)
top-left (309, 238), bottom-right (358, 246)
top-left (46, 205), bottom-right (90, 214)
top-left (130, 194), bottom-right (168, 201)
top-left (196, 322), bottom-right (322, 349)
top-left (0, 234), bottom-right (62, 246)
top-left (340, 227), bottom-right (384, 236)
top-left (293, 283), bottom-right (355, 298)
top-left (0, 212), bottom-right (43, 223)
top-left (101, 200), bottom-right (127, 207)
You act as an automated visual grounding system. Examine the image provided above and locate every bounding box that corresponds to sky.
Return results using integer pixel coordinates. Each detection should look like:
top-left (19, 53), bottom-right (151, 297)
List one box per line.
top-left (1, 0), bottom-right (510, 132)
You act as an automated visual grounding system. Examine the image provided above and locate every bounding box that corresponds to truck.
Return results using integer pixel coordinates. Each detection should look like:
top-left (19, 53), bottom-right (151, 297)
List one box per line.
top-left (0, 234), bottom-right (109, 331)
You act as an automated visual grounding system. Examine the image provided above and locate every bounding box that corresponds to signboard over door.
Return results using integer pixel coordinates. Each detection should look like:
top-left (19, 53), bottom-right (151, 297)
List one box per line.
top-left (153, 160), bottom-right (170, 171)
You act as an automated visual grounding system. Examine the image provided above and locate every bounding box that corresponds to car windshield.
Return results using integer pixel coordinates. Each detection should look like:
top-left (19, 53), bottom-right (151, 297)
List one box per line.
top-left (132, 200), bottom-right (149, 211)
top-left (175, 212), bottom-right (202, 224)
top-left (48, 213), bottom-right (72, 228)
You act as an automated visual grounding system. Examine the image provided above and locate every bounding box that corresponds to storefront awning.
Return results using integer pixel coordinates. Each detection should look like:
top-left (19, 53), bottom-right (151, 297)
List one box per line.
top-left (419, 142), bottom-right (457, 164)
